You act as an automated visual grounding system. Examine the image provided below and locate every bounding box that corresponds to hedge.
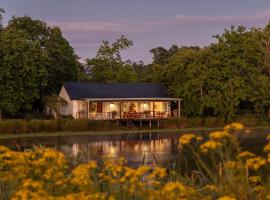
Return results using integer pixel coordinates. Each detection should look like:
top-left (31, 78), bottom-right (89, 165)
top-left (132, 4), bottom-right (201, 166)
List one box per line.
top-left (1, 116), bottom-right (270, 134)
top-left (0, 119), bottom-right (127, 134)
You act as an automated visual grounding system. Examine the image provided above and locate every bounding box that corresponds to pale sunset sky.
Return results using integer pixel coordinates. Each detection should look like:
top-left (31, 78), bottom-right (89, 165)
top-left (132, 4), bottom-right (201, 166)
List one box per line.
top-left (2, 0), bottom-right (270, 63)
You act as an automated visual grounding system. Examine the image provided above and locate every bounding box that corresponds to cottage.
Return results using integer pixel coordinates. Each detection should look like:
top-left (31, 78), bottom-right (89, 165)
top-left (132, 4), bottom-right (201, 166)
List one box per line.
top-left (59, 82), bottom-right (181, 120)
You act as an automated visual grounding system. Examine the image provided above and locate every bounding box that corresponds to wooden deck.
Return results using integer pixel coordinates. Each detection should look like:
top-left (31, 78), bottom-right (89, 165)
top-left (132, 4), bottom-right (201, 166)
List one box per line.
top-left (76, 111), bottom-right (176, 120)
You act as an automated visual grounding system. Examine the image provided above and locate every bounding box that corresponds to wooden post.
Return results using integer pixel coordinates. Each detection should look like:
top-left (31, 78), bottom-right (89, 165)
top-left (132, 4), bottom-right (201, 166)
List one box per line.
top-left (178, 99), bottom-right (181, 118)
top-left (153, 101), bottom-right (155, 118)
top-left (86, 100), bottom-right (89, 119)
top-left (120, 102), bottom-right (122, 119)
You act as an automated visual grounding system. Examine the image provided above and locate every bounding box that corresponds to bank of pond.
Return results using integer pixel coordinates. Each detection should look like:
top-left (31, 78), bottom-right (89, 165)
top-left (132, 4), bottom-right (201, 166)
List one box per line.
top-left (1, 116), bottom-right (270, 135)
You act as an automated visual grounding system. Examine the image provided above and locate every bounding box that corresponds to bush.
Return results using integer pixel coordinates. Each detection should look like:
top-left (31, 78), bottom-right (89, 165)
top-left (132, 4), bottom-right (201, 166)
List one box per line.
top-left (27, 120), bottom-right (44, 132)
top-left (60, 119), bottom-right (89, 131)
top-left (203, 117), bottom-right (217, 127)
top-left (41, 120), bottom-right (59, 132)
top-left (0, 120), bottom-right (30, 133)
top-left (162, 118), bottom-right (190, 129)
top-left (257, 117), bottom-right (270, 126)
top-left (235, 115), bottom-right (259, 127)
top-left (189, 117), bottom-right (202, 127)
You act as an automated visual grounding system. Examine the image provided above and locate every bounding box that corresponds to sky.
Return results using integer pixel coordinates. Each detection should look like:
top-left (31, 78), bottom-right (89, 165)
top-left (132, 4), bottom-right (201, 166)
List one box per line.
top-left (1, 0), bottom-right (270, 63)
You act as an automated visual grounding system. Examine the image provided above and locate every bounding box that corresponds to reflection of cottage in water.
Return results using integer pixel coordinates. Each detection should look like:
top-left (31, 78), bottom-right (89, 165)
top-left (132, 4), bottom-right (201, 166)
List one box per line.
top-left (57, 133), bottom-right (181, 166)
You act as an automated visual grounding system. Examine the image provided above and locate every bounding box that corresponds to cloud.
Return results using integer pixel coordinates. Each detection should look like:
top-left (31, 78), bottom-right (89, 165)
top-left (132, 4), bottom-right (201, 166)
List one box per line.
top-left (47, 9), bottom-right (270, 62)
top-left (143, 9), bottom-right (270, 27)
top-left (49, 21), bottom-right (144, 34)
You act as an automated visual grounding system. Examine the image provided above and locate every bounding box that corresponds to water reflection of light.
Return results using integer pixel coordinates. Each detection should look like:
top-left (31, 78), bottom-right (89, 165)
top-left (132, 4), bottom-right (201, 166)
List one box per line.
top-left (109, 146), bottom-right (117, 157)
top-left (72, 144), bottom-right (79, 156)
top-left (142, 145), bottom-right (148, 152)
top-left (134, 144), bottom-right (140, 152)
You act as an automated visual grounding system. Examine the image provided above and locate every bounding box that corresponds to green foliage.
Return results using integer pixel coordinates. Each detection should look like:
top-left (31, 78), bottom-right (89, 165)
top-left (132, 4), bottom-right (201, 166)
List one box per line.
top-left (0, 8), bottom-right (4, 30)
top-left (0, 16), bottom-right (79, 117)
top-left (0, 24), bottom-right (48, 115)
top-left (147, 25), bottom-right (270, 120)
top-left (42, 94), bottom-right (68, 119)
top-left (85, 35), bottom-right (137, 82)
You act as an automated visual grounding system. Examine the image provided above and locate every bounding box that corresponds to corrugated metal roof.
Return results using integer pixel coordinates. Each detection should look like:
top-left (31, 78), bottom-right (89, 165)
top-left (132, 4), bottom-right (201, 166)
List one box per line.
top-left (63, 82), bottom-right (170, 100)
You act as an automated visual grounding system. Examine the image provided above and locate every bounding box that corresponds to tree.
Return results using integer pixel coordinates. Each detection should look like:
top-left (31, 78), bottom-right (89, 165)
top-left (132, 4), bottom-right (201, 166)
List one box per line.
top-left (0, 16), bottom-right (80, 117)
top-left (0, 25), bottom-right (48, 116)
top-left (0, 8), bottom-right (4, 30)
top-left (42, 94), bottom-right (68, 119)
top-left (44, 27), bottom-right (79, 94)
top-left (85, 35), bottom-right (136, 82)
top-left (160, 26), bottom-right (270, 120)
top-left (7, 16), bottom-right (80, 94)
top-left (0, 8), bottom-right (4, 120)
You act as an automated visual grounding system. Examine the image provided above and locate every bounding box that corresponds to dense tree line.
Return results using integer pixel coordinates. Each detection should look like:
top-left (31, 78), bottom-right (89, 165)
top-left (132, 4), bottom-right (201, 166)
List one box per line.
top-left (86, 25), bottom-right (270, 120)
top-left (1, 9), bottom-right (270, 120)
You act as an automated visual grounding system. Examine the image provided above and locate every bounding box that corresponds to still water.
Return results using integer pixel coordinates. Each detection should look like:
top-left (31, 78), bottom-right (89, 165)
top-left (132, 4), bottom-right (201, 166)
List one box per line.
top-left (0, 129), bottom-right (269, 167)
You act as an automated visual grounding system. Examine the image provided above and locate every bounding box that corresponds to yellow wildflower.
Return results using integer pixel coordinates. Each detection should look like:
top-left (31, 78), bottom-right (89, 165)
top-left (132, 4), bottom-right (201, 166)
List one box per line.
top-left (237, 151), bottom-right (255, 160)
top-left (203, 184), bottom-right (219, 193)
top-left (252, 186), bottom-right (265, 193)
top-left (200, 140), bottom-right (222, 153)
top-left (148, 167), bottom-right (166, 179)
top-left (224, 161), bottom-right (242, 170)
top-left (179, 133), bottom-right (202, 145)
top-left (248, 176), bottom-right (261, 184)
top-left (209, 131), bottom-right (231, 140)
top-left (224, 122), bottom-right (244, 131)
top-left (267, 134), bottom-right (270, 141)
top-left (162, 182), bottom-right (186, 192)
top-left (71, 161), bottom-right (97, 188)
top-left (263, 143), bottom-right (270, 153)
top-left (218, 196), bottom-right (236, 200)
top-left (0, 145), bottom-right (10, 154)
top-left (22, 179), bottom-right (44, 191)
top-left (246, 156), bottom-right (266, 170)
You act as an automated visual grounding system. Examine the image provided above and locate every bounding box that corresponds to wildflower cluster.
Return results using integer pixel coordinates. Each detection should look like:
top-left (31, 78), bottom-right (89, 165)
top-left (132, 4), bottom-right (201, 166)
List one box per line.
top-left (1, 123), bottom-right (270, 200)
top-left (179, 123), bottom-right (270, 199)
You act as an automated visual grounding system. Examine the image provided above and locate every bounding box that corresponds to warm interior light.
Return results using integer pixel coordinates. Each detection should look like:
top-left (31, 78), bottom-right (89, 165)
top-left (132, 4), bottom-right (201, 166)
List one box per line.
top-left (143, 103), bottom-right (147, 109)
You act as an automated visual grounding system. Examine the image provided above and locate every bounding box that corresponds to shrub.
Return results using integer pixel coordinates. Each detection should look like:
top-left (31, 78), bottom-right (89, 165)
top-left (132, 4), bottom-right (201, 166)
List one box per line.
top-left (162, 118), bottom-right (190, 129)
top-left (189, 117), bottom-right (203, 127)
top-left (203, 117), bottom-right (217, 127)
top-left (27, 120), bottom-right (44, 132)
top-left (235, 116), bottom-right (259, 127)
top-left (60, 119), bottom-right (89, 131)
top-left (257, 117), bottom-right (270, 126)
top-left (0, 120), bottom-right (30, 134)
top-left (40, 120), bottom-right (59, 132)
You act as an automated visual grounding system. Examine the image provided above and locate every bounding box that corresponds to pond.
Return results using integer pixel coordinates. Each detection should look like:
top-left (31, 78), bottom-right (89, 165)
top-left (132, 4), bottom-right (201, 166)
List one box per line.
top-left (0, 129), bottom-right (269, 167)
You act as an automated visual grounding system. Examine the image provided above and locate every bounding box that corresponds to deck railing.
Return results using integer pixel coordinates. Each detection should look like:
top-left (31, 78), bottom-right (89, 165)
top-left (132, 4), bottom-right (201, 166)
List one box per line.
top-left (76, 111), bottom-right (175, 120)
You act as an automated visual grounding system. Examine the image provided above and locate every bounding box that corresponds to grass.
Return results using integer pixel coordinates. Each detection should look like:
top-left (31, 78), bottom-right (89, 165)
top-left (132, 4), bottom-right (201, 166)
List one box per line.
top-left (1, 126), bottom-right (270, 139)
top-left (0, 127), bottom-right (224, 139)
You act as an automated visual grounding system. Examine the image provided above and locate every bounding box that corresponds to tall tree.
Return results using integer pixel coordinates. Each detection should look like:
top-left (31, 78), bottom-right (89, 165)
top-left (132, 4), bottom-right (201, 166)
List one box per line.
top-left (0, 8), bottom-right (4, 30)
top-left (0, 25), bottom-right (47, 116)
top-left (85, 35), bottom-right (136, 82)
top-left (0, 16), bottom-right (80, 117)
top-left (44, 27), bottom-right (79, 94)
